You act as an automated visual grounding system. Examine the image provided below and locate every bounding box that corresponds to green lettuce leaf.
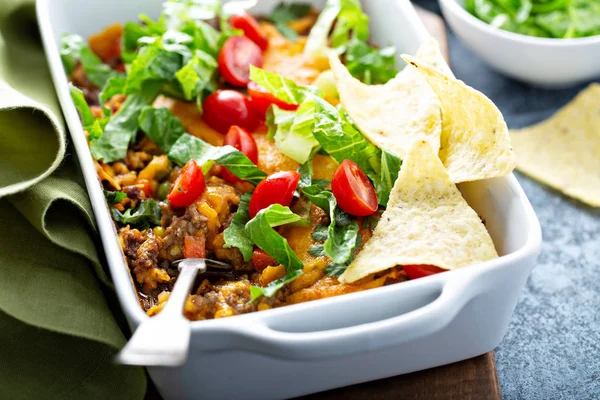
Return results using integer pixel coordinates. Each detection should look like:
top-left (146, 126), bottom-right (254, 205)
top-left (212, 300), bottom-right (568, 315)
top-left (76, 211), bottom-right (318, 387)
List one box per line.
top-left (175, 49), bottom-right (218, 109)
top-left (110, 199), bottom-right (162, 229)
top-left (90, 83), bottom-right (162, 162)
top-left (125, 40), bottom-right (185, 94)
top-left (249, 66), bottom-right (318, 104)
top-left (103, 190), bottom-right (127, 205)
top-left (303, 0), bottom-right (341, 58)
top-left (138, 106), bottom-right (186, 153)
top-left (223, 193), bottom-right (254, 262)
top-left (245, 204), bottom-right (305, 300)
top-left (268, 100), bottom-right (320, 164)
top-left (69, 84), bottom-right (95, 127)
top-left (344, 38), bottom-right (397, 84)
top-left (373, 151), bottom-right (402, 207)
top-left (302, 185), bottom-right (359, 265)
top-left (99, 75), bottom-right (127, 104)
top-left (329, 0), bottom-right (369, 48)
top-left (269, 2), bottom-right (312, 40)
top-left (168, 133), bottom-right (266, 185)
top-left (60, 33), bottom-right (114, 87)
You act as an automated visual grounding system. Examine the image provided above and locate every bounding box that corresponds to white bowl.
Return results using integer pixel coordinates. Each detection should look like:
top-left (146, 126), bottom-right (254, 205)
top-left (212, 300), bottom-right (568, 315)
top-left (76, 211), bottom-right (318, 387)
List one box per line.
top-left (38, 0), bottom-right (541, 398)
top-left (439, 0), bottom-right (600, 88)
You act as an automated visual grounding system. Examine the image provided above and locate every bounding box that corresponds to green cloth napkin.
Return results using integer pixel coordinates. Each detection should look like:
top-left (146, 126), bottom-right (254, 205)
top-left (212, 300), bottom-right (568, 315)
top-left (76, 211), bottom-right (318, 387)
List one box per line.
top-left (0, 0), bottom-right (146, 398)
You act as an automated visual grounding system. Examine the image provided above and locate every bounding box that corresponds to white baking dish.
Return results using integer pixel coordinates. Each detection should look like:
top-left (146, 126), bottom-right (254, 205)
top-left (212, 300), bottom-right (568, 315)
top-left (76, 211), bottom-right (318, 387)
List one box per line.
top-left (37, 0), bottom-right (542, 398)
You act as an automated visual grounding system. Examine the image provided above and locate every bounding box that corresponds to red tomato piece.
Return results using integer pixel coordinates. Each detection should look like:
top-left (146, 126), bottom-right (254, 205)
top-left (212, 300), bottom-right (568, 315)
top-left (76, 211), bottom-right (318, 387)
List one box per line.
top-left (183, 235), bottom-right (206, 258)
top-left (203, 90), bottom-right (259, 134)
top-left (251, 248), bottom-right (278, 272)
top-left (136, 179), bottom-right (153, 198)
top-left (332, 159), bottom-right (378, 217)
top-left (221, 125), bottom-right (259, 183)
top-left (217, 35), bottom-right (263, 87)
top-left (230, 11), bottom-right (269, 51)
top-left (247, 81), bottom-right (299, 118)
top-left (403, 265), bottom-right (447, 280)
top-left (167, 159), bottom-right (206, 208)
top-left (249, 171), bottom-right (301, 218)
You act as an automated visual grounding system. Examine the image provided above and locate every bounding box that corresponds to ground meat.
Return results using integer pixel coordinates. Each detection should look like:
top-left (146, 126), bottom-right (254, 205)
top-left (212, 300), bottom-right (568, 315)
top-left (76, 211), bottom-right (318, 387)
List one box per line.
top-left (125, 149), bottom-right (152, 170)
top-left (160, 204), bottom-right (209, 261)
top-left (132, 234), bottom-right (170, 292)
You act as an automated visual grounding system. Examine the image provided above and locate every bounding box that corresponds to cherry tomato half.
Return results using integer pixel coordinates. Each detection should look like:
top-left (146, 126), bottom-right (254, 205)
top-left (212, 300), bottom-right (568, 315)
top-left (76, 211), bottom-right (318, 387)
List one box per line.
top-left (218, 35), bottom-right (263, 87)
top-left (230, 11), bottom-right (269, 51)
top-left (167, 159), bottom-right (206, 208)
top-left (183, 235), bottom-right (206, 258)
top-left (249, 171), bottom-right (301, 218)
top-left (251, 248), bottom-right (278, 272)
top-left (221, 125), bottom-right (259, 183)
top-left (247, 81), bottom-right (299, 118)
top-left (332, 159), bottom-right (378, 217)
top-left (403, 265), bottom-right (447, 280)
top-left (203, 90), bottom-right (259, 134)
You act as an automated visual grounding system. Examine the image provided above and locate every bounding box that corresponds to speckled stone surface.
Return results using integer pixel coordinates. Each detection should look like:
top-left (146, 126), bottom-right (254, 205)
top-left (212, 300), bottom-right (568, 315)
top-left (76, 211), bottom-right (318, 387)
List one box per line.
top-left (413, 1), bottom-right (600, 398)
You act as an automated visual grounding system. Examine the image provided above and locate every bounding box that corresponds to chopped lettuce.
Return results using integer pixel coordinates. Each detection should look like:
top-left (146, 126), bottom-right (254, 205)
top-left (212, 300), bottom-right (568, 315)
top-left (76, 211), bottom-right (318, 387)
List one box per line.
top-left (344, 38), bottom-right (397, 85)
top-left (60, 33), bottom-right (115, 88)
top-left (304, 0), bottom-right (368, 57)
top-left (249, 66), bottom-right (317, 104)
top-left (175, 49), bottom-right (218, 111)
top-left (103, 190), bottom-right (127, 205)
top-left (223, 193), bottom-right (254, 262)
top-left (302, 185), bottom-right (359, 265)
top-left (245, 204), bottom-right (305, 300)
top-left (99, 75), bottom-right (127, 105)
top-left (110, 199), bottom-right (162, 229)
top-left (268, 2), bottom-right (312, 40)
top-left (90, 82), bottom-right (162, 162)
top-left (269, 100), bottom-right (320, 164)
top-left (138, 106), bottom-right (186, 153)
top-left (465, 0), bottom-right (600, 38)
top-left (168, 133), bottom-right (266, 185)
top-left (69, 84), bottom-right (95, 127)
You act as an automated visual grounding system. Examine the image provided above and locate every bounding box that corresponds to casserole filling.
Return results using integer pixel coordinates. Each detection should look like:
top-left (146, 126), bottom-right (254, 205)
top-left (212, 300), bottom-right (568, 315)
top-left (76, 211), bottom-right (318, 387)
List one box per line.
top-left (62, 0), bottom-right (513, 320)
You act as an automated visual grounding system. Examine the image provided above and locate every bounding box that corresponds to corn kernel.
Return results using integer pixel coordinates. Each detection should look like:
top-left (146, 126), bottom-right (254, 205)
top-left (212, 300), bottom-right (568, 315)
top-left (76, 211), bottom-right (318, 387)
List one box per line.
top-left (257, 303), bottom-right (271, 312)
top-left (153, 226), bottom-right (166, 237)
top-left (214, 308), bottom-right (234, 318)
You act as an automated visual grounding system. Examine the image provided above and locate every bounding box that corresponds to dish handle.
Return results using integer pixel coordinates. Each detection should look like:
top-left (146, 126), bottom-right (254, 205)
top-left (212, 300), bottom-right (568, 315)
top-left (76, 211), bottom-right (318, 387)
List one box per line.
top-left (212, 272), bottom-right (483, 360)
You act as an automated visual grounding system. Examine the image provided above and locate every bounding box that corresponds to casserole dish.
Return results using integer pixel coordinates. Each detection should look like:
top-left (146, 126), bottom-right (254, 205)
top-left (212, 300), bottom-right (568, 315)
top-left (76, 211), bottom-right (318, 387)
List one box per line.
top-left (38, 0), bottom-right (542, 398)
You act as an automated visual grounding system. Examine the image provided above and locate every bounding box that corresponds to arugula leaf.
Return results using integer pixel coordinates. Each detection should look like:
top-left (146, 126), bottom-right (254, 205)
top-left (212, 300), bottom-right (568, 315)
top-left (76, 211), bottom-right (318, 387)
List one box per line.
top-left (344, 38), bottom-right (398, 85)
top-left (223, 193), bottom-right (253, 262)
top-left (90, 83), bottom-right (162, 162)
top-left (138, 107), bottom-right (186, 153)
top-left (269, 2), bottom-right (312, 40)
top-left (69, 84), bottom-right (95, 127)
top-left (103, 190), bottom-right (127, 205)
top-left (168, 133), bottom-right (266, 185)
top-left (60, 33), bottom-right (114, 87)
top-left (302, 185), bottom-right (359, 265)
top-left (111, 199), bottom-right (162, 229)
top-left (100, 75), bottom-right (127, 104)
top-left (245, 204), bottom-right (305, 300)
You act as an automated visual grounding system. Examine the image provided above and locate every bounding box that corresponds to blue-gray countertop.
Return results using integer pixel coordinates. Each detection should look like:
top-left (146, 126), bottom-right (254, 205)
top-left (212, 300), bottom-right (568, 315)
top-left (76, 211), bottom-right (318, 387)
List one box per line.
top-left (413, 2), bottom-right (600, 398)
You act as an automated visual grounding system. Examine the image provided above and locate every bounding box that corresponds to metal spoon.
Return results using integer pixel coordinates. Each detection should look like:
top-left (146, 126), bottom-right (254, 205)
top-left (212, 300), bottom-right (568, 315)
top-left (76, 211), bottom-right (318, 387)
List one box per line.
top-left (117, 258), bottom-right (233, 367)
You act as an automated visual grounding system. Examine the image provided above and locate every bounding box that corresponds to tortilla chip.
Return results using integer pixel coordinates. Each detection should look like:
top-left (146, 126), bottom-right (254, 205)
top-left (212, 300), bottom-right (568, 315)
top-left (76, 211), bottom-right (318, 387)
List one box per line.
top-left (402, 55), bottom-right (516, 183)
top-left (510, 84), bottom-right (600, 207)
top-left (339, 140), bottom-right (498, 283)
top-left (329, 39), bottom-right (448, 158)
